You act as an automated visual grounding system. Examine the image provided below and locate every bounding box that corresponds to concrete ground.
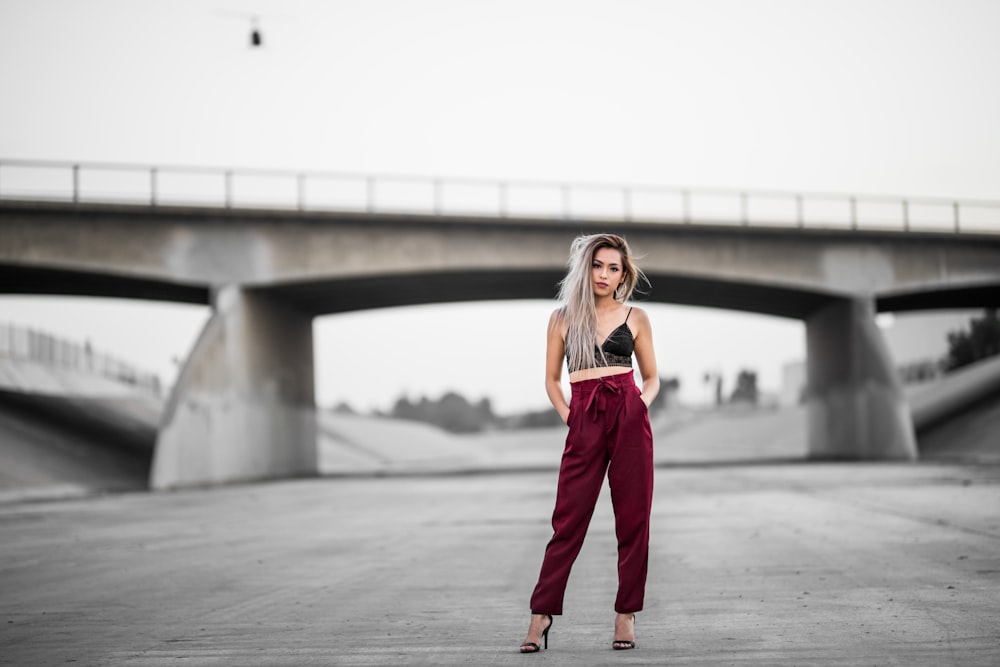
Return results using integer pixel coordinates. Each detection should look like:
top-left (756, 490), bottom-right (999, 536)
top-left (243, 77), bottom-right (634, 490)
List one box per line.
top-left (1, 462), bottom-right (998, 666)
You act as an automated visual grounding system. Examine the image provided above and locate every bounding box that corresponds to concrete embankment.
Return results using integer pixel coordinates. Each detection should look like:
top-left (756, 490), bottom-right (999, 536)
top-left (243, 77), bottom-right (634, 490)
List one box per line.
top-left (0, 357), bottom-right (162, 449)
top-left (909, 354), bottom-right (1000, 432)
top-left (0, 398), bottom-right (150, 502)
top-left (0, 358), bottom-right (161, 500)
top-left (908, 354), bottom-right (1000, 463)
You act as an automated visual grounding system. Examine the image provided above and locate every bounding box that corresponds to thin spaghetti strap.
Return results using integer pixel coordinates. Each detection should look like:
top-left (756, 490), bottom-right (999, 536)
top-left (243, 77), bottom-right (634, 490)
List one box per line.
top-left (624, 307), bottom-right (633, 324)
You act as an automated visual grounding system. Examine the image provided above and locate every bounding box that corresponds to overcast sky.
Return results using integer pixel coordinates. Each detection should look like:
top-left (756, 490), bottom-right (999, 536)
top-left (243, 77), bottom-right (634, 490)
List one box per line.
top-left (1, 1), bottom-right (998, 412)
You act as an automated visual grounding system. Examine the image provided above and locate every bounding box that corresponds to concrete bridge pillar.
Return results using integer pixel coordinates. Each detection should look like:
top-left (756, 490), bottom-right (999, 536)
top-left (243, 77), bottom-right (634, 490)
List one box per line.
top-left (151, 285), bottom-right (317, 489)
top-left (805, 297), bottom-right (917, 460)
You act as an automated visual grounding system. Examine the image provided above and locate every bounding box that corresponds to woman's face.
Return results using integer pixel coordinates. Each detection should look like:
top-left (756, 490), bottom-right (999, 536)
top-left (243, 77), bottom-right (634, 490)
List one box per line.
top-left (591, 246), bottom-right (625, 298)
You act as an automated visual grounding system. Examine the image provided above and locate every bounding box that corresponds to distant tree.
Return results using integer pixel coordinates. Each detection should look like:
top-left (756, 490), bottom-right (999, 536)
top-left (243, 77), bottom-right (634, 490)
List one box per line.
top-left (437, 392), bottom-right (489, 433)
top-left (945, 309), bottom-right (1000, 372)
top-left (331, 401), bottom-right (356, 415)
top-left (389, 391), bottom-right (495, 433)
top-left (391, 395), bottom-right (420, 422)
top-left (729, 369), bottom-right (759, 404)
top-left (504, 408), bottom-right (564, 429)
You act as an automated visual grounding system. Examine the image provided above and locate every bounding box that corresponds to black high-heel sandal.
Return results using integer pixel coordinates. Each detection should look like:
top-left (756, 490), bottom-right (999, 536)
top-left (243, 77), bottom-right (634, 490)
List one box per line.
top-left (612, 613), bottom-right (636, 650)
top-left (519, 614), bottom-right (553, 654)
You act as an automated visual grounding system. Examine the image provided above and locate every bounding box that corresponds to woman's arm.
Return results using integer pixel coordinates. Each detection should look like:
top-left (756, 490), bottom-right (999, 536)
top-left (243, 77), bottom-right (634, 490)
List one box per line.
top-left (631, 307), bottom-right (660, 408)
top-left (545, 310), bottom-right (571, 424)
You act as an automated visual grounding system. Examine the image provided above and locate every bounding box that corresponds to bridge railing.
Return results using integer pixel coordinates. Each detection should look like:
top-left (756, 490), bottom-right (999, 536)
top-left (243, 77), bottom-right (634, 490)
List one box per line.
top-left (0, 322), bottom-right (162, 396)
top-left (1, 158), bottom-right (998, 233)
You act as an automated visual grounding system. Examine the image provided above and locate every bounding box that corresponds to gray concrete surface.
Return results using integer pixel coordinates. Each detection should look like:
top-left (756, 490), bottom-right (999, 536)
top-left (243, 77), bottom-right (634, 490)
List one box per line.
top-left (2, 462), bottom-right (998, 666)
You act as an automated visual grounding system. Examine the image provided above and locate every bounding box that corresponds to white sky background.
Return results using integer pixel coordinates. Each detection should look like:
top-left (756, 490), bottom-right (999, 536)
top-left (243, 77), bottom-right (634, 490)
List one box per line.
top-left (1, 1), bottom-right (998, 413)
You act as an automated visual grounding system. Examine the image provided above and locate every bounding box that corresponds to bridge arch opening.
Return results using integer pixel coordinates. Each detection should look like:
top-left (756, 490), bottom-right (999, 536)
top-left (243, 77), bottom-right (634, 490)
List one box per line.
top-left (312, 298), bottom-right (810, 469)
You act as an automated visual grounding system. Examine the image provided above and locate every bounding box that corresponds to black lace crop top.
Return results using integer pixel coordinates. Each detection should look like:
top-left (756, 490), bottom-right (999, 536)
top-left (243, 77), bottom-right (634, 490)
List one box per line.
top-left (568, 308), bottom-right (635, 370)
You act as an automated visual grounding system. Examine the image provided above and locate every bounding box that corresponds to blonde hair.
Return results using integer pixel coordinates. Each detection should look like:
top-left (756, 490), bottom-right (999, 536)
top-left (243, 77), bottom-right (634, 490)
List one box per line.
top-left (557, 233), bottom-right (646, 372)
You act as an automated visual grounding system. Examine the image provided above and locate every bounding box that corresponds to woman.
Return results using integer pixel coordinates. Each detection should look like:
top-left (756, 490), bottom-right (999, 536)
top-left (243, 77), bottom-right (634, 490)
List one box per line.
top-left (519, 233), bottom-right (659, 653)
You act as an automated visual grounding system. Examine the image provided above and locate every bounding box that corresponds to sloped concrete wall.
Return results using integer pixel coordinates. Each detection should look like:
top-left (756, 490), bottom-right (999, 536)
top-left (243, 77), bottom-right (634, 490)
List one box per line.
top-left (909, 353), bottom-right (1000, 431)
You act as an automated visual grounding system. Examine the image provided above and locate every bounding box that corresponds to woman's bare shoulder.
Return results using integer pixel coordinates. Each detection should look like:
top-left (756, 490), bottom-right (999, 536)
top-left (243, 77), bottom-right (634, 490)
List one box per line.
top-left (627, 305), bottom-right (653, 334)
top-left (629, 305), bottom-right (652, 322)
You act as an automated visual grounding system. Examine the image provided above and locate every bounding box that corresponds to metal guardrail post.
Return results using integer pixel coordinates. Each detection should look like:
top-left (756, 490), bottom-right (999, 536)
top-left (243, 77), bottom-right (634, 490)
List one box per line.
top-left (150, 167), bottom-right (158, 206)
top-left (902, 200), bottom-right (909, 231)
top-left (796, 194), bottom-right (804, 228)
top-left (850, 196), bottom-right (858, 230)
top-left (225, 170), bottom-right (233, 208)
top-left (72, 164), bottom-right (80, 203)
top-left (953, 202), bottom-right (960, 232)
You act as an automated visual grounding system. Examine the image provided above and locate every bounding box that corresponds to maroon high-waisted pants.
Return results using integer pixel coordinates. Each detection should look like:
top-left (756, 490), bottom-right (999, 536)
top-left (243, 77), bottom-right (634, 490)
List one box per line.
top-left (529, 371), bottom-right (654, 615)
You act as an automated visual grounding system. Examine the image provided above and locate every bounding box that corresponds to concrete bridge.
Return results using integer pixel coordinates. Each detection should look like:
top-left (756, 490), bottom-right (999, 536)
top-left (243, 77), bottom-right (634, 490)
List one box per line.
top-left (2, 161), bottom-right (999, 489)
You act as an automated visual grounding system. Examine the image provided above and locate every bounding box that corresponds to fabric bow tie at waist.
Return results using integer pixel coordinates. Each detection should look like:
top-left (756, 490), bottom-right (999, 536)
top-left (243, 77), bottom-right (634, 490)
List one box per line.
top-left (584, 376), bottom-right (628, 422)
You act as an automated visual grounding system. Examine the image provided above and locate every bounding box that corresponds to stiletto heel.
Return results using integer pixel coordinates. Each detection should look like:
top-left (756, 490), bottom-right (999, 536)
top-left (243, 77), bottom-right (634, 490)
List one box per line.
top-left (612, 613), bottom-right (636, 650)
top-left (519, 614), bottom-right (553, 654)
